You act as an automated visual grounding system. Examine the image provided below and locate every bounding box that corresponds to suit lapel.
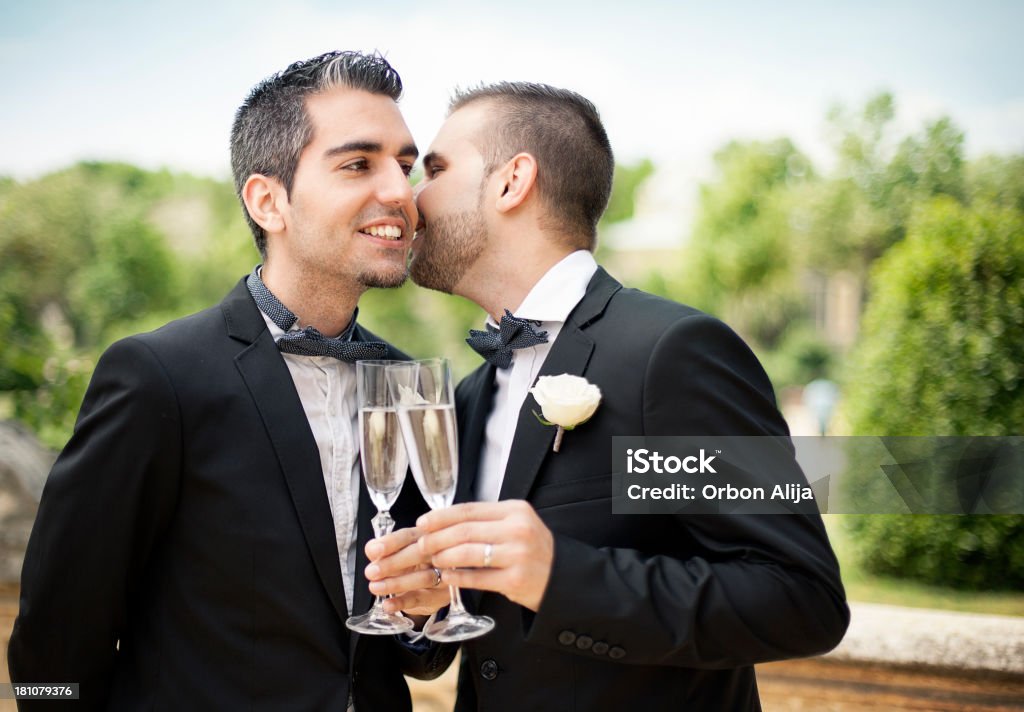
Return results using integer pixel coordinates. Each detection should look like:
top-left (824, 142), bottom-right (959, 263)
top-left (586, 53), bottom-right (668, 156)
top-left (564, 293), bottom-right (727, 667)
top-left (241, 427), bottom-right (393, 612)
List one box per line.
top-left (498, 268), bottom-right (621, 502)
top-left (224, 279), bottom-right (351, 625)
top-left (455, 364), bottom-right (497, 503)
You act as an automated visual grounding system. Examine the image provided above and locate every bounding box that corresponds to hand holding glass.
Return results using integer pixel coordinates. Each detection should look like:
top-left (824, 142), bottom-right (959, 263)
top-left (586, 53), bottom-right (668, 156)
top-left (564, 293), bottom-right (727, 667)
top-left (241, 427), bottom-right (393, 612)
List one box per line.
top-left (386, 358), bottom-right (495, 642)
top-left (346, 360), bottom-right (415, 635)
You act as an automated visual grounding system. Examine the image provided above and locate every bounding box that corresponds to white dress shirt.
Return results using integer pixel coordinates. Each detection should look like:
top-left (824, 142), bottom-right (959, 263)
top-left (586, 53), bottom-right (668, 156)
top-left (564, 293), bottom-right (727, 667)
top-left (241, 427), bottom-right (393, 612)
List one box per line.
top-left (475, 250), bottom-right (599, 502)
top-left (259, 312), bottom-right (361, 615)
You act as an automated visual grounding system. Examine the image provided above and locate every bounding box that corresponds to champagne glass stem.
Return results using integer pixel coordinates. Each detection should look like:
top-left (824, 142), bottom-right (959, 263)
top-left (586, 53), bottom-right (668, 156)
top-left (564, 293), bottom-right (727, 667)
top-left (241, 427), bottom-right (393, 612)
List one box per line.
top-left (448, 583), bottom-right (468, 616)
top-left (370, 510), bottom-right (395, 606)
top-left (372, 510), bottom-right (395, 539)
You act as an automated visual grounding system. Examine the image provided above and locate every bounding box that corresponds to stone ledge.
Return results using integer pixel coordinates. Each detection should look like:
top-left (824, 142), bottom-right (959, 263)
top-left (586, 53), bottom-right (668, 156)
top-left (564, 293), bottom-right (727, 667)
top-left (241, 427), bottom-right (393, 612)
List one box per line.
top-left (825, 602), bottom-right (1024, 679)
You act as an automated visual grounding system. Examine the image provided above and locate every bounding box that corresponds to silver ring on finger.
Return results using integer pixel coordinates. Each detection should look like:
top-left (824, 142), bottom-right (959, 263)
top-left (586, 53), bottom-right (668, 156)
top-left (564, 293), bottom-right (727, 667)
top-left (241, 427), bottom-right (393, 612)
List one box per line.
top-left (482, 542), bottom-right (494, 568)
top-left (431, 567), bottom-right (442, 587)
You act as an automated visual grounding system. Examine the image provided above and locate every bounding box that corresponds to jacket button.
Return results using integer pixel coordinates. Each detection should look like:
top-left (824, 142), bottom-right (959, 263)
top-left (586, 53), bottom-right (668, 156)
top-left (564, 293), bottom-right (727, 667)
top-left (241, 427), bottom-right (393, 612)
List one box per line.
top-left (609, 646), bottom-right (626, 660)
top-left (575, 635), bottom-right (593, 650)
top-left (480, 658), bottom-right (499, 680)
top-left (557, 630), bottom-right (577, 646)
top-left (592, 641), bottom-right (609, 655)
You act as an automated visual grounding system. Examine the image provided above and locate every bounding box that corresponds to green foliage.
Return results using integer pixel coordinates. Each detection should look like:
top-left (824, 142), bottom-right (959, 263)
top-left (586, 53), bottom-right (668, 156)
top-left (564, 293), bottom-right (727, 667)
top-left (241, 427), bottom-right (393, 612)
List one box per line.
top-left (828, 92), bottom-right (896, 180)
top-left (967, 154), bottom-right (1024, 213)
top-left (841, 199), bottom-right (1024, 590)
top-left (627, 91), bottom-right (1022, 589)
top-left (680, 139), bottom-right (812, 350)
top-left (671, 91), bottom-right (987, 394)
top-left (758, 323), bottom-right (835, 389)
top-left (843, 515), bottom-right (1024, 590)
top-left (602, 159), bottom-right (655, 225)
top-left (844, 199), bottom-right (1024, 435)
top-left (69, 217), bottom-right (179, 344)
top-left (11, 354), bottom-right (94, 451)
top-left (0, 162), bottom-right (253, 449)
top-left (822, 94), bottom-right (968, 269)
top-left (0, 176), bottom-right (14, 201)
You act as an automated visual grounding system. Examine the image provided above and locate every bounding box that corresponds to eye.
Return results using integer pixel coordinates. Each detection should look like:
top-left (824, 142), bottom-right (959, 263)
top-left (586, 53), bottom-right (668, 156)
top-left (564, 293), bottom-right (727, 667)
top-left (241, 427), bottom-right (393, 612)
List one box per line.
top-left (400, 162), bottom-right (414, 177)
top-left (426, 164), bottom-right (445, 178)
top-left (341, 159), bottom-right (369, 172)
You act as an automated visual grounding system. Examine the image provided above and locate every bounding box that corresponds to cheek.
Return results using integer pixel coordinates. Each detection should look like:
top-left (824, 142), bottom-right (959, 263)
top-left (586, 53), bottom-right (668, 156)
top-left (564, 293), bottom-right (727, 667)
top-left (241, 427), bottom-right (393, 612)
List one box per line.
top-left (416, 186), bottom-right (440, 218)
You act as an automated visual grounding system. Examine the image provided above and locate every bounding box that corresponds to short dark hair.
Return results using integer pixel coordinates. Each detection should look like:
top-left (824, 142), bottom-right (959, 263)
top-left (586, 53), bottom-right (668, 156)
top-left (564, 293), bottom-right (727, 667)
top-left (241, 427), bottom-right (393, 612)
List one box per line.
top-left (230, 51), bottom-right (404, 255)
top-left (450, 82), bottom-right (614, 249)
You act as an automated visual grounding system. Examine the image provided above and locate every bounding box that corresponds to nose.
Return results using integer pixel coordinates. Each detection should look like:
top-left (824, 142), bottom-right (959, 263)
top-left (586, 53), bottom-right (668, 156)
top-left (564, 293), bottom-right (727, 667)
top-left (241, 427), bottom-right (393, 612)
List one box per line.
top-left (376, 159), bottom-right (415, 208)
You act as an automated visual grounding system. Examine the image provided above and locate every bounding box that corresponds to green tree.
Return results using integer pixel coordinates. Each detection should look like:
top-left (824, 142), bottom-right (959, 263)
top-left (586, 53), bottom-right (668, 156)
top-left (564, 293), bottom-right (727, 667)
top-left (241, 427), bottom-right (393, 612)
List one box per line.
top-left (671, 93), bottom-right (983, 390)
top-left (602, 159), bottom-right (655, 225)
top-left (681, 138), bottom-right (813, 346)
top-left (967, 154), bottom-right (1024, 213)
top-left (810, 94), bottom-right (968, 272)
top-left (841, 198), bottom-right (1024, 589)
top-left (0, 163), bottom-right (245, 448)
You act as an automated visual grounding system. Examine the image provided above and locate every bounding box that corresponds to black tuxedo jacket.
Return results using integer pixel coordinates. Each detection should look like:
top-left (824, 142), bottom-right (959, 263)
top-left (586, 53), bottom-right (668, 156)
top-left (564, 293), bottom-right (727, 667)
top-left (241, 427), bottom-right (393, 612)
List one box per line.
top-left (453, 268), bottom-right (849, 711)
top-left (8, 278), bottom-right (453, 711)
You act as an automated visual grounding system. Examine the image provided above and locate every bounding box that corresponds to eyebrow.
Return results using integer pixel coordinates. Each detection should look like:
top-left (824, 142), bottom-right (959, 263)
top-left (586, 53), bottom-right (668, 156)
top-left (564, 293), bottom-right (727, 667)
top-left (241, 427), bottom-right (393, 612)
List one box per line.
top-left (323, 141), bottom-right (419, 160)
top-left (422, 151), bottom-right (444, 169)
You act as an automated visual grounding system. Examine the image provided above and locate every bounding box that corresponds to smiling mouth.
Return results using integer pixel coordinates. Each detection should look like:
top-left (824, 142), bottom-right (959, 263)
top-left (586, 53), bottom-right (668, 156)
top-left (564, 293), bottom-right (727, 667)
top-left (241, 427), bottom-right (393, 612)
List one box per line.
top-left (358, 224), bottom-right (405, 241)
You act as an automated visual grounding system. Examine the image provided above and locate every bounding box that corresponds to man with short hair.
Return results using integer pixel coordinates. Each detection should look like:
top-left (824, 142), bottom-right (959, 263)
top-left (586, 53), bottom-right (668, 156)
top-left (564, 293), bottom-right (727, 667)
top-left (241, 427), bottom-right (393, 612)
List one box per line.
top-left (368, 82), bottom-right (849, 710)
top-left (9, 51), bottom-right (451, 711)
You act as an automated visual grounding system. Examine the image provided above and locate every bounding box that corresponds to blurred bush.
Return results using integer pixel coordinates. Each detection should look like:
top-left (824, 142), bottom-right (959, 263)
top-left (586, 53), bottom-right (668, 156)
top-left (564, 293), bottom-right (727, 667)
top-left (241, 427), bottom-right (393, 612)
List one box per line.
top-left (657, 92), bottom-right (1024, 590)
top-left (0, 162), bottom-right (252, 447)
top-left (841, 199), bottom-right (1024, 589)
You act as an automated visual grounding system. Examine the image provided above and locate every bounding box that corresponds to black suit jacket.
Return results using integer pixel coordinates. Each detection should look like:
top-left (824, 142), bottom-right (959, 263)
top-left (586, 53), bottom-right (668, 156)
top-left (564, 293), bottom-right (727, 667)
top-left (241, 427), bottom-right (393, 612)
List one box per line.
top-left (8, 278), bottom-right (452, 711)
top-left (453, 268), bottom-right (849, 711)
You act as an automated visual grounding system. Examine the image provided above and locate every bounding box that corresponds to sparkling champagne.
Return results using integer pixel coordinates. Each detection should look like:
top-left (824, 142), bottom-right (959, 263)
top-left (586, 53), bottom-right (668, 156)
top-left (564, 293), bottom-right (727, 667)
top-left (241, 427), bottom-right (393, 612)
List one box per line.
top-left (359, 406), bottom-right (408, 512)
top-left (397, 404), bottom-right (458, 509)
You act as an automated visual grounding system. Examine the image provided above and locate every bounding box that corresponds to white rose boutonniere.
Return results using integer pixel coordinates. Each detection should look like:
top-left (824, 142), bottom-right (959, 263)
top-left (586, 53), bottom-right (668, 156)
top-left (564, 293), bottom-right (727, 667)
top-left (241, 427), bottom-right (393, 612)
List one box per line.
top-left (530, 374), bottom-right (602, 452)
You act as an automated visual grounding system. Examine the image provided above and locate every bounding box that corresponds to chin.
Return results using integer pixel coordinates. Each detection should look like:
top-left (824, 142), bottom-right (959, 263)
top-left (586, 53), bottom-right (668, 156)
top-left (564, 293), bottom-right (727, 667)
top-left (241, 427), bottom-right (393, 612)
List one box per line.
top-left (359, 266), bottom-right (409, 290)
top-left (409, 263), bottom-right (455, 295)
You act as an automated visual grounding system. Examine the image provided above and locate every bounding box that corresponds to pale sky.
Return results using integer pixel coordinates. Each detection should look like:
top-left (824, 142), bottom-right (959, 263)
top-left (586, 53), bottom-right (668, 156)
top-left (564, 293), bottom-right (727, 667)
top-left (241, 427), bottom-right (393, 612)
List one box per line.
top-left (2, 0), bottom-right (1022, 195)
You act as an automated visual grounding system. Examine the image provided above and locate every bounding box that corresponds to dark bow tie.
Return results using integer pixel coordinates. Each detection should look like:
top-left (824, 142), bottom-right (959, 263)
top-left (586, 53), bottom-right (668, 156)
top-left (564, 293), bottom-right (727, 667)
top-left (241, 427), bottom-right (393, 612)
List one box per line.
top-left (246, 267), bottom-right (388, 363)
top-left (466, 310), bottom-right (549, 369)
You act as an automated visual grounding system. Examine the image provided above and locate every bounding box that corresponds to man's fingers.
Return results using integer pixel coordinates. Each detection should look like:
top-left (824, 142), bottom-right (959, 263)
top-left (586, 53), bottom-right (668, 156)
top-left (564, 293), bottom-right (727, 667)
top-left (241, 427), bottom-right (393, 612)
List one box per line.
top-left (419, 520), bottom-right (514, 557)
top-left (365, 526), bottom-right (421, 561)
top-left (429, 542), bottom-right (502, 571)
top-left (380, 588), bottom-right (451, 617)
top-left (365, 546), bottom-right (429, 580)
top-left (368, 567), bottom-right (441, 596)
top-left (416, 500), bottom-right (528, 531)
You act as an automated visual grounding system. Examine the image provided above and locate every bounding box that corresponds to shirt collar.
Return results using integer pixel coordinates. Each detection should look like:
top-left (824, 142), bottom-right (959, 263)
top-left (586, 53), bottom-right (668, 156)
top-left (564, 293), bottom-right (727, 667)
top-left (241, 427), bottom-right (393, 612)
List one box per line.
top-left (251, 265), bottom-right (356, 341)
top-left (485, 250), bottom-right (598, 328)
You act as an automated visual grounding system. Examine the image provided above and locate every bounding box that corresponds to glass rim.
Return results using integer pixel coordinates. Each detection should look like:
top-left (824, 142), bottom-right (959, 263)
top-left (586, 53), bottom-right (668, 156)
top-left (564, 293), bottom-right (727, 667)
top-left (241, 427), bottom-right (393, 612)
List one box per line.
top-left (383, 357), bottom-right (450, 370)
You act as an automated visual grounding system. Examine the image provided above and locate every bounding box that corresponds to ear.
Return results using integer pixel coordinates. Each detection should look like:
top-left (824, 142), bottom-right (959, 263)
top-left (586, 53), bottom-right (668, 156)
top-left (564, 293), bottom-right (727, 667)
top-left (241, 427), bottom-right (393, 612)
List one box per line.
top-left (493, 153), bottom-right (538, 214)
top-left (241, 174), bottom-right (287, 234)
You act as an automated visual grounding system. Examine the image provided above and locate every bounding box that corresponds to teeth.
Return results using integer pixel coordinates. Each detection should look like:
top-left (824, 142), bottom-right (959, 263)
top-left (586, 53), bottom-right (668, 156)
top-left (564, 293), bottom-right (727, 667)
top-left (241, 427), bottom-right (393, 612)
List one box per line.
top-left (363, 225), bottom-right (402, 239)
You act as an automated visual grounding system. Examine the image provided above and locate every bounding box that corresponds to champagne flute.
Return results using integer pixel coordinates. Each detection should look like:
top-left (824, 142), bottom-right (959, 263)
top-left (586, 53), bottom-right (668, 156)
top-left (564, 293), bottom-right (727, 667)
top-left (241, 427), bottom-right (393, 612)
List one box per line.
top-left (386, 358), bottom-right (495, 642)
top-left (346, 360), bottom-right (415, 635)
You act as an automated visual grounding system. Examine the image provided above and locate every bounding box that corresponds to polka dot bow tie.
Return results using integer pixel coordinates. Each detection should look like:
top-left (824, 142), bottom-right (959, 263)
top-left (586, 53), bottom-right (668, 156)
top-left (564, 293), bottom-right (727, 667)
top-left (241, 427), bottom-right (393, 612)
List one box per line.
top-left (466, 310), bottom-right (549, 369)
top-left (246, 267), bottom-right (388, 363)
